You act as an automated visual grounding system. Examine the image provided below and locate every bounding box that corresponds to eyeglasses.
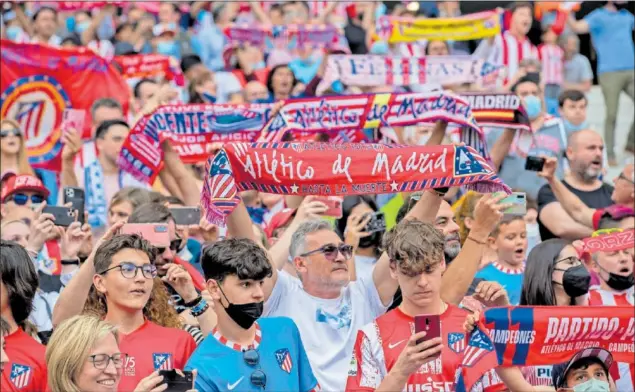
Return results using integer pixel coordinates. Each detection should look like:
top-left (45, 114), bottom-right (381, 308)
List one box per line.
top-left (99, 262), bottom-right (157, 279)
top-left (554, 256), bottom-right (582, 266)
top-left (0, 129), bottom-right (21, 138)
top-left (618, 172), bottom-right (634, 184)
top-left (243, 349), bottom-right (267, 389)
top-left (300, 243), bottom-right (353, 261)
top-left (7, 193), bottom-right (44, 206)
top-left (157, 238), bottom-right (182, 255)
top-left (88, 353), bottom-right (128, 369)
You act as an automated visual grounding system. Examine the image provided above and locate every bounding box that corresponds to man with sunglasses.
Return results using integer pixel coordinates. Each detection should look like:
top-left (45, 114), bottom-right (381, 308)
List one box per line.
top-left (91, 234), bottom-right (196, 391)
top-left (186, 238), bottom-right (320, 392)
top-left (539, 160), bottom-right (635, 231)
top-left (0, 175), bottom-right (49, 212)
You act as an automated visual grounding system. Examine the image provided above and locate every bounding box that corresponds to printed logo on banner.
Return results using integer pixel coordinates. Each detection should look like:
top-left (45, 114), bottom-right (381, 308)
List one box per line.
top-left (10, 363), bottom-right (32, 389)
top-left (152, 353), bottom-right (173, 370)
top-left (448, 332), bottom-right (466, 354)
top-left (454, 146), bottom-right (484, 177)
top-left (275, 348), bottom-right (293, 374)
top-left (0, 75), bottom-right (71, 165)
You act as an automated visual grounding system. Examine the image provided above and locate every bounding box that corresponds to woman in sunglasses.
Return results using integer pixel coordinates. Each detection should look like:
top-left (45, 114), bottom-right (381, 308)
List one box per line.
top-left (0, 119), bottom-right (58, 205)
top-left (47, 315), bottom-right (197, 392)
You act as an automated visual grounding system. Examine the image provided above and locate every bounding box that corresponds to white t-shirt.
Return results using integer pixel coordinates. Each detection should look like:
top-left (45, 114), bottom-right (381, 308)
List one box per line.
top-left (264, 270), bottom-right (388, 392)
top-left (354, 254), bottom-right (377, 280)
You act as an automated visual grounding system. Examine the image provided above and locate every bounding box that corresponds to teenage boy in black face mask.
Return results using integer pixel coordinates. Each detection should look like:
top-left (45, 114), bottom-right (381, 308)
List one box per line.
top-left (185, 238), bottom-right (320, 392)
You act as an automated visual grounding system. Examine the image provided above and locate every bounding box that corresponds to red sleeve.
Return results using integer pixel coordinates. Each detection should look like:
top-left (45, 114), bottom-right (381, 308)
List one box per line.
top-left (174, 258), bottom-right (206, 291)
top-left (345, 330), bottom-right (376, 392)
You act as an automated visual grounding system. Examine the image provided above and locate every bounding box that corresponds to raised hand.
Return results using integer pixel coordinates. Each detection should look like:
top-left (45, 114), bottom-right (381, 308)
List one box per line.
top-left (470, 193), bottom-right (512, 239)
top-left (391, 331), bottom-right (443, 378)
top-left (536, 156), bottom-right (558, 182)
top-left (473, 281), bottom-right (510, 307)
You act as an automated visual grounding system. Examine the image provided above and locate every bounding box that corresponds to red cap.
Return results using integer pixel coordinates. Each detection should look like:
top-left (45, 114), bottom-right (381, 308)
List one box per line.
top-left (265, 208), bottom-right (297, 238)
top-left (1, 174), bottom-right (49, 203)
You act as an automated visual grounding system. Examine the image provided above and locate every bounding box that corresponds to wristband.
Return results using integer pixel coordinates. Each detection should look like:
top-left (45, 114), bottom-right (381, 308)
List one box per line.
top-left (434, 187), bottom-right (450, 196)
top-left (183, 295), bottom-right (203, 308)
top-left (61, 258), bottom-right (80, 265)
top-left (191, 299), bottom-right (209, 317)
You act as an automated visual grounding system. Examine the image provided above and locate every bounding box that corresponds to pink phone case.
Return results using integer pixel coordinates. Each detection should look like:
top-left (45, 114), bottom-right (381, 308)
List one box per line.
top-left (316, 196), bottom-right (343, 218)
top-left (61, 108), bottom-right (86, 136)
top-left (120, 224), bottom-right (170, 247)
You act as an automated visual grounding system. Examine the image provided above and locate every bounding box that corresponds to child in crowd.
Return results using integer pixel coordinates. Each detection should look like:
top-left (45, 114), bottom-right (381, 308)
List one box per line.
top-left (475, 215), bottom-right (527, 305)
top-left (558, 89), bottom-right (588, 133)
top-left (538, 20), bottom-right (565, 116)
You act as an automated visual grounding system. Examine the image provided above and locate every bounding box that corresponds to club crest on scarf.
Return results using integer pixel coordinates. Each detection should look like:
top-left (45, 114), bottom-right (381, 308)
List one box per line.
top-left (275, 348), bottom-right (293, 374)
top-left (462, 329), bottom-right (494, 368)
top-left (10, 363), bottom-right (32, 389)
top-left (152, 353), bottom-right (173, 370)
top-left (448, 332), bottom-right (466, 354)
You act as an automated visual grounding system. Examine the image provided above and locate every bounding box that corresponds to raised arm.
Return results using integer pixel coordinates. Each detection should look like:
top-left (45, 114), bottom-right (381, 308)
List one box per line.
top-left (538, 157), bottom-right (595, 228)
top-left (60, 129), bottom-right (82, 189)
top-left (81, 5), bottom-right (113, 45)
top-left (52, 222), bottom-right (124, 327)
top-left (373, 190), bottom-right (443, 306)
top-left (567, 13), bottom-right (590, 34)
top-left (160, 142), bottom-right (200, 206)
top-left (489, 128), bottom-right (517, 171)
top-left (441, 193), bottom-right (509, 305)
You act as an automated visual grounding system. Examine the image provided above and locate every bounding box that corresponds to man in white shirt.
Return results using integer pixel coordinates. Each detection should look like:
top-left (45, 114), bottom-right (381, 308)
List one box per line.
top-left (16, 6), bottom-right (62, 46)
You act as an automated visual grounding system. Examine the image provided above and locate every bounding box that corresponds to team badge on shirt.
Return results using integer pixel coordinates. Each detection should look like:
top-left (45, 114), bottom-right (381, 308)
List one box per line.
top-left (152, 353), bottom-right (173, 370)
top-left (462, 329), bottom-right (494, 367)
top-left (10, 363), bottom-right (32, 389)
top-left (275, 349), bottom-right (293, 374)
top-left (448, 332), bottom-right (466, 354)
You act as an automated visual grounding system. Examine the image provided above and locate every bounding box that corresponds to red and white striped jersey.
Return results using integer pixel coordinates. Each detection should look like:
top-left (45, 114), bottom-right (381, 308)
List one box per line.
top-left (345, 305), bottom-right (506, 392)
top-left (538, 43), bottom-right (564, 85)
top-left (588, 285), bottom-right (634, 392)
top-left (474, 31), bottom-right (538, 85)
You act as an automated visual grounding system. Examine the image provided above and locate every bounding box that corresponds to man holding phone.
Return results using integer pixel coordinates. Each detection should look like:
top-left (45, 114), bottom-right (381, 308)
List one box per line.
top-left (346, 220), bottom-right (506, 392)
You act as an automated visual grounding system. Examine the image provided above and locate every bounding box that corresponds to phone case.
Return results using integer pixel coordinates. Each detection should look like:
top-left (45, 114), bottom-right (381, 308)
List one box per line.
top-left (158, 370), bottom-right (193, 392)
top-left (63, 187), bottom-right (85, 225)
top-left (501, 192), bottom-right (527, 216)
top-left (365, 212), bottom-right (386, 234)
top-left (61, 108), bottom-right (85, 134)
top-left (317, 197), bottom-right (343, 218)
top-left (524, 156), bottom-right (545, 172)
top-left (414, 314), bottom-right (441, 353)
top-left (43, 206), bottom-right (75, 227)
top-left (170, 207), bottom-right (201, 226)
top-left (120, 224), bottom-right (170, 247)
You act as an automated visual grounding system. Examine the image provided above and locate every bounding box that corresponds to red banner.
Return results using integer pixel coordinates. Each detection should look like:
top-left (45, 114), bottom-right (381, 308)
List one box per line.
top-left (0, 40), bottom-right (130, 171)
top-left (114, 54), bottom-right (185, 88)
top-left (37, 1), bottom-right (124, 11)
top-left (456, 306), bottom-right (635, 391)
top-left (583, 229), bottom-right (634, 254)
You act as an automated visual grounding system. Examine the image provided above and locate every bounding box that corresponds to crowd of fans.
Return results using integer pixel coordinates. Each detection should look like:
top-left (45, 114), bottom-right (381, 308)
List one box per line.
top-left (1, 1), bottom-right (634, 392)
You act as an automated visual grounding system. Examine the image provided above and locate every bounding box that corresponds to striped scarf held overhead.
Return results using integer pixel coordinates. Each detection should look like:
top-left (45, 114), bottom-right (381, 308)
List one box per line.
top-left (317, 55), bottom-right (503, 95)
top-left (224, 23), bottom-right (339, 51)
top-left (202, 143), bottom-right (510, 225)
top-left (118, 103), bottom-right (275, 184)
top-left (258, 92), bottom-right (491, 161)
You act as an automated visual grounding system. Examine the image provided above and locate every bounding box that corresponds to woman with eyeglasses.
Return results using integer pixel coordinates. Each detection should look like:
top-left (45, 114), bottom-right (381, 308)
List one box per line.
top-left (58, 234), bottom-right (197, 391)
top-left (0, 119), bottom-right (58, 205)
top-left (519, 239), bottom-right (591, 387)
top-left (47, 315), bottom-right (197, 392)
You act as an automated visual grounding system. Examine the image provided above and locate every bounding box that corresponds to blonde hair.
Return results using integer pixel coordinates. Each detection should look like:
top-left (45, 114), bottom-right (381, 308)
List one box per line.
top-left (46, 315), bottom-right (119, 392)
top-left (453, 191), bottom-right (484, 246)
top-left (0, 119), bottom-right (35, 177)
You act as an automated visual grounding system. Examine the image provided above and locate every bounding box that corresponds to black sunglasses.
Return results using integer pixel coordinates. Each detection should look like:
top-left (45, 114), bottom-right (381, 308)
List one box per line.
top-left (300, 243), bottom-right (353, 261)
top-left (7, 193), bottom-right (44, 206)
top-left (243, 349), bottom-right (267, 389)
top-left (99, 262), bottom-right (157, 279)
top-left (157, 238), bottom-right (183, 254)
top-left (0, 129), bottom-right (21, 138)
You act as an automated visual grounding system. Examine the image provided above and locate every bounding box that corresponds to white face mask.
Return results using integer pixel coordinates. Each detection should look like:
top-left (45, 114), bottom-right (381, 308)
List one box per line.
top-left (571, 378), bottom-right (610, 392)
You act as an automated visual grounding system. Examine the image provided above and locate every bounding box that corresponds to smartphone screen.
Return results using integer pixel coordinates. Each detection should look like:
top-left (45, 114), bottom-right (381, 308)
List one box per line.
top-left (414, 314), bottom-right (441, 354)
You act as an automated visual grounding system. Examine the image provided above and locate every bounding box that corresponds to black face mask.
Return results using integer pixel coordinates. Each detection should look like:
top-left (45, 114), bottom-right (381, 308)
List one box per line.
top-left (358, 231), bottom-right (382, 249)
top-left (554, 264), bottom-right (591, 298)
top-left (218, 285), bottom-right (264, 330)
top-left (598, 263), bottom-right (635, 291)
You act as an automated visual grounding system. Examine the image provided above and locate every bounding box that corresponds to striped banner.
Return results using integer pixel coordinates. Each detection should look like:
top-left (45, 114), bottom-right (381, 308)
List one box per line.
top-left (202, 143), bottom-right (510, 225)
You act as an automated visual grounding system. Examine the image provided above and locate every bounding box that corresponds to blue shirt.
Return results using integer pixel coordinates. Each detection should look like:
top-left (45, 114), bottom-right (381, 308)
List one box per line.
top-left (185, 317), bottom-right (318, 392)
top-left (474, 262), bottom-right (524, 305)
top-left (585, 8), bottom-right (635, 74)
